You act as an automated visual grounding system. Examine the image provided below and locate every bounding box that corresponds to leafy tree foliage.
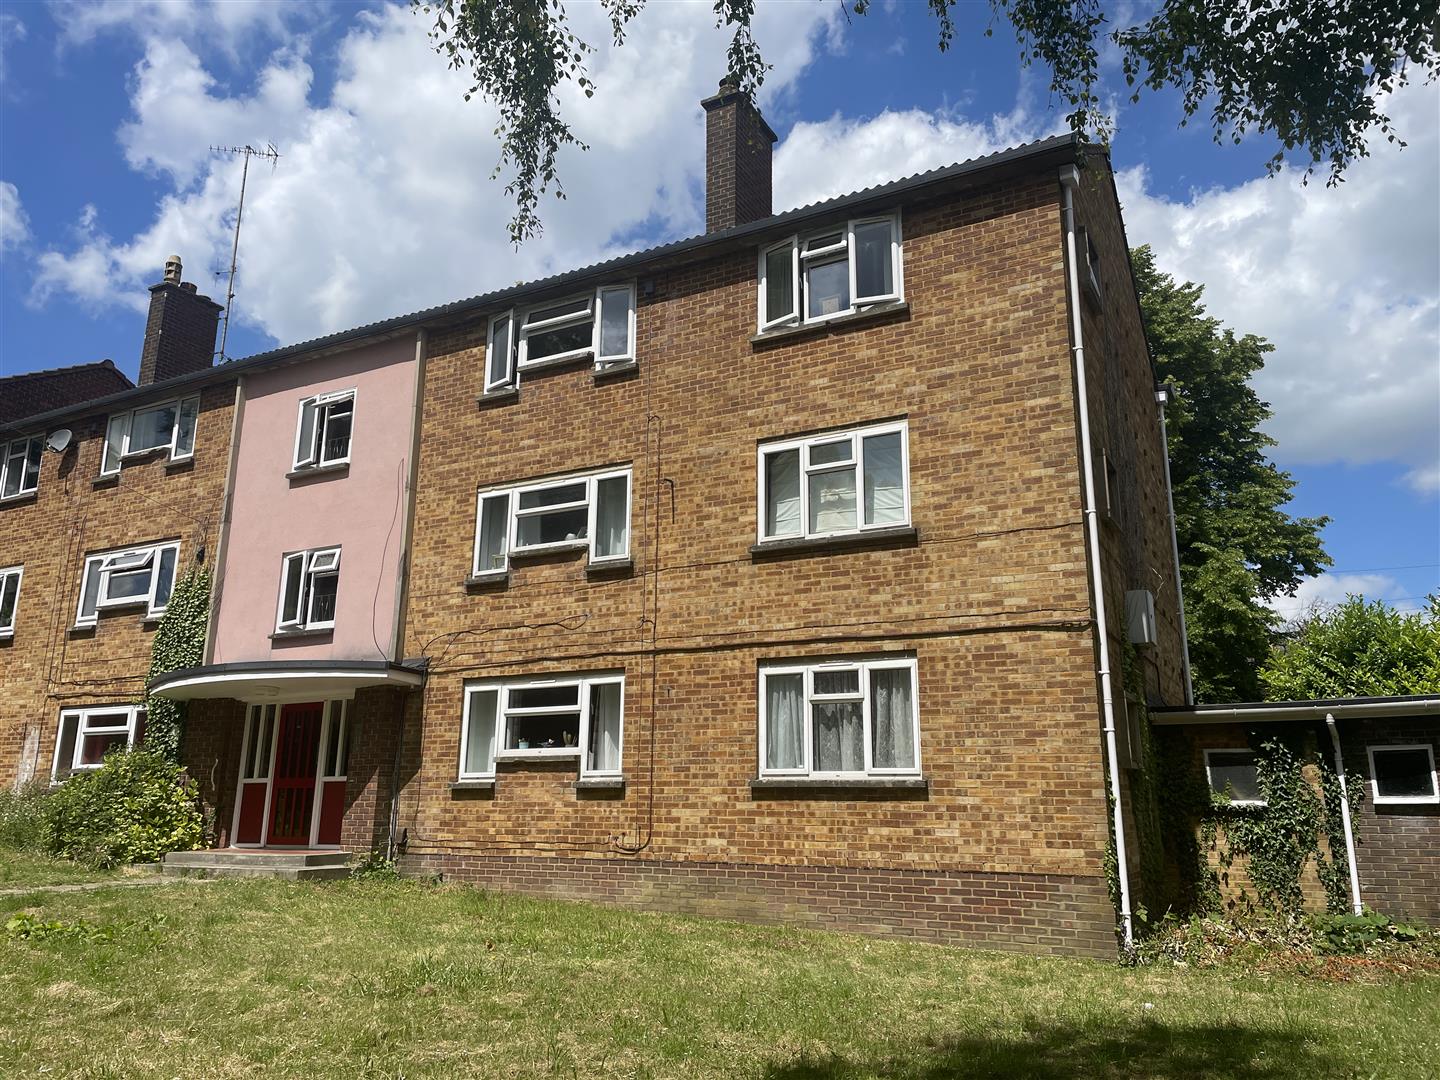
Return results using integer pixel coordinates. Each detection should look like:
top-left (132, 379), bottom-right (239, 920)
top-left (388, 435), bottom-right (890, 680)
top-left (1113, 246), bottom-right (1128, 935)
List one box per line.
top-left (413, 0), bottom-right (1437, 241)
top-left (1133, 246), bottom-right (1329, 702)
top-left (1261, 595), bottom-right (1440, 700)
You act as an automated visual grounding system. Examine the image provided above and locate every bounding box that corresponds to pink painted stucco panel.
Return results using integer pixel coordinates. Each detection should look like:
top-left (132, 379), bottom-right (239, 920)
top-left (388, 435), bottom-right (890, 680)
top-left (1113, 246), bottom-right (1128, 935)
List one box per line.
top-left (212, 335), bottom-right (418, 664)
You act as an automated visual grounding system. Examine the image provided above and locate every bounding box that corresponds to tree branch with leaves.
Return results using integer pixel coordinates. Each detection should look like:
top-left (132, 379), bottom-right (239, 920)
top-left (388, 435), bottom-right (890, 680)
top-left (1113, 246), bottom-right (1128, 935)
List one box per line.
top-left (414, 0), bottom-right (1437, 242)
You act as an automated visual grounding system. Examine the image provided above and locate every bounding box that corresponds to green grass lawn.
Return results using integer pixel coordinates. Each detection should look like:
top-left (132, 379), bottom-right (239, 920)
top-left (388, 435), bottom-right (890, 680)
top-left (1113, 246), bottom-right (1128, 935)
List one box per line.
top-left (1, 873), bottom-right (1436, 1079)
top-left (0, 849), bottom-right (120, 888)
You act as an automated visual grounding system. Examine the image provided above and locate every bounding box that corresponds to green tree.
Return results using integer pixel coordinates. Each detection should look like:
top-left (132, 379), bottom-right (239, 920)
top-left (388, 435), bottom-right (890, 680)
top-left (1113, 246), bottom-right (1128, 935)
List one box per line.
top-left (1261, 595), bottom-right (1440, 700)
top-left (413, 0), bottom-right (1438, 242)
top-left (1133, 245), bottom-right (1329, 702)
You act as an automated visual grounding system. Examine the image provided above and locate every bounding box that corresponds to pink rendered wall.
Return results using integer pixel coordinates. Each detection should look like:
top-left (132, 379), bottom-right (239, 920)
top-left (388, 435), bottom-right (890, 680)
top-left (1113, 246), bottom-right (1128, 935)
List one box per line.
top-left (211, 335), bottom-right (418, 664)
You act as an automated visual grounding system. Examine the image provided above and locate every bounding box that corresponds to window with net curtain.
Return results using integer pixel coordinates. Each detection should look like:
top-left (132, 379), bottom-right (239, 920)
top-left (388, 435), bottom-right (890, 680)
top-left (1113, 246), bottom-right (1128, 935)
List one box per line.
top-left (460, 675), bottom-right (624, 780)
top-left (761, 659), bottom-right (919, 777)
top-left (473, 468), bottom-right (631, 577)
top-left (759, 422), bottom-right (908, 542)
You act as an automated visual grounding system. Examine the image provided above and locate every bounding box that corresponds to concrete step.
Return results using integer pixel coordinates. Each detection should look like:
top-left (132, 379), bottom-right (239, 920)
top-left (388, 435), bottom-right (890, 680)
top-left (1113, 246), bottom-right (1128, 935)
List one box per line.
top-left (162, 850), bottom-right (353, 880)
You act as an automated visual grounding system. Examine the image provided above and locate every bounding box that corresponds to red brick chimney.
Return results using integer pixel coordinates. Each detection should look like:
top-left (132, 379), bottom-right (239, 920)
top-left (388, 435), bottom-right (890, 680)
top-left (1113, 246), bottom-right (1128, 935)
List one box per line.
top-left (138, 255), bottom-right (223, 385)
top-left (701, 80), bottom-right (777, 233)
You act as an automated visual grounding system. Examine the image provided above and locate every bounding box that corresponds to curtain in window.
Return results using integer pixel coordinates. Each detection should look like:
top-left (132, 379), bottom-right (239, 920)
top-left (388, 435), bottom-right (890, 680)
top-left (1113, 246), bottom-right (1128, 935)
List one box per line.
top-left (476, 493), bottom-right (509, 572)
top-left (765, 673), bottom-right (803, 770)
top-left (593, 476), bottom-right (629, 558)
top-left (862, 432), bottom-right (905, 525)
top-left (870, 668), bottom-right (915, 769)
top-left (813, 701), bottom-right (863, 772)
top-left (853, 220), bottom-right (894, 301)
top-left (588, 682), bottom-right (622, 772)
top-left (464, 690), bottom-right (498, 775)
top-left (809, 468), bottom-right (856, 533)
top-left (765, 450), bottom-right (801, 536)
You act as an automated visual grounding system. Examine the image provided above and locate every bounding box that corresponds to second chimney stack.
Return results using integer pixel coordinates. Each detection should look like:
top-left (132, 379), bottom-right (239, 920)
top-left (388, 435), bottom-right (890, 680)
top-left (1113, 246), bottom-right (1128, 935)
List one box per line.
top-left (702, 80), bottom-right (777, 233)
top-left (138, 255), bottom-right (223, 385)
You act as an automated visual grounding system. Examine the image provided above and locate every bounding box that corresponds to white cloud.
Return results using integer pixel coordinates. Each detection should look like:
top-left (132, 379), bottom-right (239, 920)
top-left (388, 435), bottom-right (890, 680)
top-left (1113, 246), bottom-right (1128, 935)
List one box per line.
top-left (1266, 572), bottom-right (1421, 626)
top-left (1403, 462), bottom-right (1440, 497)
top-left (29, 1), bottom-right (847, 347)
top-left (774, 101), bottom-right (1057, 212)
top-left (0, 13), bottom-right (25, 87)
top-left (1115, 82), bottom-right (1440, 481)
top-left (0, 181), bottom-right (29, 255)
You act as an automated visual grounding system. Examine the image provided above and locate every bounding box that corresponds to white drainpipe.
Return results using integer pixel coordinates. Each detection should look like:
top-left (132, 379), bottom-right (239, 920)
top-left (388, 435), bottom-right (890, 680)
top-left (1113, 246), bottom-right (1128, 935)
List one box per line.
top-left (1154, 386), bottom-right (1194, 704)
top-left (1059, 165), bottom-right (1134, 953)
top-left (1325, 713), bottom-right (1364, 914)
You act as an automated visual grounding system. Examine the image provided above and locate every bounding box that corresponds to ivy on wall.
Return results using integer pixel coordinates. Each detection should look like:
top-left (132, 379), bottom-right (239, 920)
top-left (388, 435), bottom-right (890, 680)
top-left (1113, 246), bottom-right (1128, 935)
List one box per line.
top-left (1155, 728), bottom-right (1355, 920)
top-left (141, 567), bottom-right (211, 762)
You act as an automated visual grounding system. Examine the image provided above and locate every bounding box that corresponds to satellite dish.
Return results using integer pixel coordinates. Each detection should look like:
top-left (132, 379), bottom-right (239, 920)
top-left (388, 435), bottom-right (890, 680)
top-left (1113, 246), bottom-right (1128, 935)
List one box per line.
top-left (45, 428), bottom-right (73, 454)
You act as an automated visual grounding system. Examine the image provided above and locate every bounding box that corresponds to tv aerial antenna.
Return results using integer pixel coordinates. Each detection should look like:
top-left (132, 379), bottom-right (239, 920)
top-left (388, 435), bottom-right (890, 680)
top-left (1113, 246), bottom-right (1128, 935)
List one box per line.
top-left (209, 142), bottom-right (280, 362)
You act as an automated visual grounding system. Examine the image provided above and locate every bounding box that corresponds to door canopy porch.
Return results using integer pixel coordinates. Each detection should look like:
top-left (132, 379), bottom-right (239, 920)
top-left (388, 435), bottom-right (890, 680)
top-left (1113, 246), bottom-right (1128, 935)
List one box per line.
top-left (147, 659), bottom-right (425, 703)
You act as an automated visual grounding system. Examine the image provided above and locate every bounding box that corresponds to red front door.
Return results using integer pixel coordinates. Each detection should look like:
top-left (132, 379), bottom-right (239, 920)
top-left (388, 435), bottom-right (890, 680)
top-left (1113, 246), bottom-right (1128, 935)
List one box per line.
top-left (267, 702), bottom-right (324, 846)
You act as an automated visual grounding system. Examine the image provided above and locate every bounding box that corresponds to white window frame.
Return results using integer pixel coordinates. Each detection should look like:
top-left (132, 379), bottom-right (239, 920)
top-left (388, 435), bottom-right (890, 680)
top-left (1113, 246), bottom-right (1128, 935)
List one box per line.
top-left (100, 395), bottom-right (200, 476)
top-left (291, 388), bottom-right (356, 471)
top-left (51, 704), bottom-right (144, 781)
top-left (319, 699), bottom-right (351, 782)
top-left (1204, 748), bottom-right (1266, 807)
top-left (472, 466), bottom-right (632, 577)
top-left (486, 310), bottom-right (517, 392)
top-left (1367, 743), bottom-right (1440, 805)
top-left (756, 212), bottom-right (904, 332)
top-left (757, 657), bottom-right (921, 779)
top-left (1, 434), bottom-right (43, 499)
top-left (459, 673), bottom-right (625, 780)
top-left (486, 283), bottom-right (637, 390)
top-left (276, 545), bottom-right (341, 632)
top-left (756, 420), bottom-right (910, 544)
top-left (75, 540), bottom-right (181, 627)
top-left (0, 564), bottom-right (21, 637)
top-left (0, 561), bottom-right (20, 639)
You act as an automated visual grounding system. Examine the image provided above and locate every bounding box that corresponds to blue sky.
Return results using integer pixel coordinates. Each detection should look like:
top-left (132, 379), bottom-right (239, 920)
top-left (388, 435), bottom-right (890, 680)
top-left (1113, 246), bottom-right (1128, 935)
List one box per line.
top-left (1, 1), bottom-right (1437, 614)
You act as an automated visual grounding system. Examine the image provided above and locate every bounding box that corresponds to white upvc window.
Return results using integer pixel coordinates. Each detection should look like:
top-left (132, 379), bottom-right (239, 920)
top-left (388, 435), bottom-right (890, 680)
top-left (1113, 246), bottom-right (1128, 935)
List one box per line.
top-left (292, 389), bottom-right (355, 470)
top-left (485, 283), bottom-right (637, 391)
top-left (460, 673), bottom-right (624, 780)
top-left (75, 541), bottom-right (180, 627)
top-left (473, 466), bottom-right (631, 576)
top-left (757, 421), bottom-right (909, 543)
top-left (1204, 748), bottom-right (1265, 807)
top-left (100, 396), bottom-right (200, 475)
top-left (1, 435), bottom-right (42, 499)
top-left (0, 564), bottom-right (21, 637)
top-left (52, 705), bottom-right (144, 781)
top-left (757, 212), bottom-right (903, 331)
top-left (321, 700), bottom-right (351, 781)
top-left (277, 546), bottom-right (341, 632)
top-left (759, 657), bottom-right (920, 778)
top-left (1368, 744), bottom-right (1439, 805)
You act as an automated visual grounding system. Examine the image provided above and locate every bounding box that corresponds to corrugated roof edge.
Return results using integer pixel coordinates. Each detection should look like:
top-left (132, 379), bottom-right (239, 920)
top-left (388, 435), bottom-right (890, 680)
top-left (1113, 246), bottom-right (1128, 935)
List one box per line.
top-left (3, 133), bottom-right (1084, 436)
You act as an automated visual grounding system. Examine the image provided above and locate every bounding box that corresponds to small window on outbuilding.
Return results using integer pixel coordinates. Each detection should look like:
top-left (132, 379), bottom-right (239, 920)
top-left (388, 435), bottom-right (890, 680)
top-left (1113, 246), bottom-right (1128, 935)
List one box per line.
top-left (1205, 748), bottom-right (1264, 806)
top-left (1368, 744), bottom-right (1439, 805)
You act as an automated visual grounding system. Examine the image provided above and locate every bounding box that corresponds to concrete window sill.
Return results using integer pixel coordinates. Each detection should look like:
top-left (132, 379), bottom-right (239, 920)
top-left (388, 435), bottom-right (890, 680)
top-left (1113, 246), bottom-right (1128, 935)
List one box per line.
top-left (593, 360), bottom-right (638, 384)
top-left (586, 557), bottom-right (632, 578)
top-left (509, 542), bottom-right (589, 563)
top-left (750, 301), bottom-right (910, 348)
top-left (750, 525), bottom-right (918, 559)
top-left (1, 490), bottom-right (40, 504)
top-left (465, 571), bottom-right (510, 589)
top-left (165, 458), bottom-right (196, 474)
top-left (749, 776), bottom-right (929, 792)
top-left (268, 627), bottom-right (334, 641)
top-left (476, 387), bottom-right (520, 408)
top-left (286, 462), bottom-right (349, 483)
top-left (450, 779), bottom-right (496, 792)
top-left (90, 476), bottom-right (120, 490)
top-left (575, 777), bottom-right (625, 791)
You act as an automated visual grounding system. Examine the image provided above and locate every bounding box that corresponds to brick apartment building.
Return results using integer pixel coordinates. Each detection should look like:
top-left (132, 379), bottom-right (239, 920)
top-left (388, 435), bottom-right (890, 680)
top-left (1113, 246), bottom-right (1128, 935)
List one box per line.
top-left (0, 258), bottom-right (235, 790)
top-left (388, 91), bottom-right (1187, 958)
top-left (6, 88), bottom-right (1431, 954)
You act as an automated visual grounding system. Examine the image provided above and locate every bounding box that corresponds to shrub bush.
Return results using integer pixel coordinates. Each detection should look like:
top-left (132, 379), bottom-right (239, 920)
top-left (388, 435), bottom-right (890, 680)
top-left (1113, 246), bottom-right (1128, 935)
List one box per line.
top-left (0, 782), bottom-right (52, 852)
top-left (42, 750), bottom-right (205, 868)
